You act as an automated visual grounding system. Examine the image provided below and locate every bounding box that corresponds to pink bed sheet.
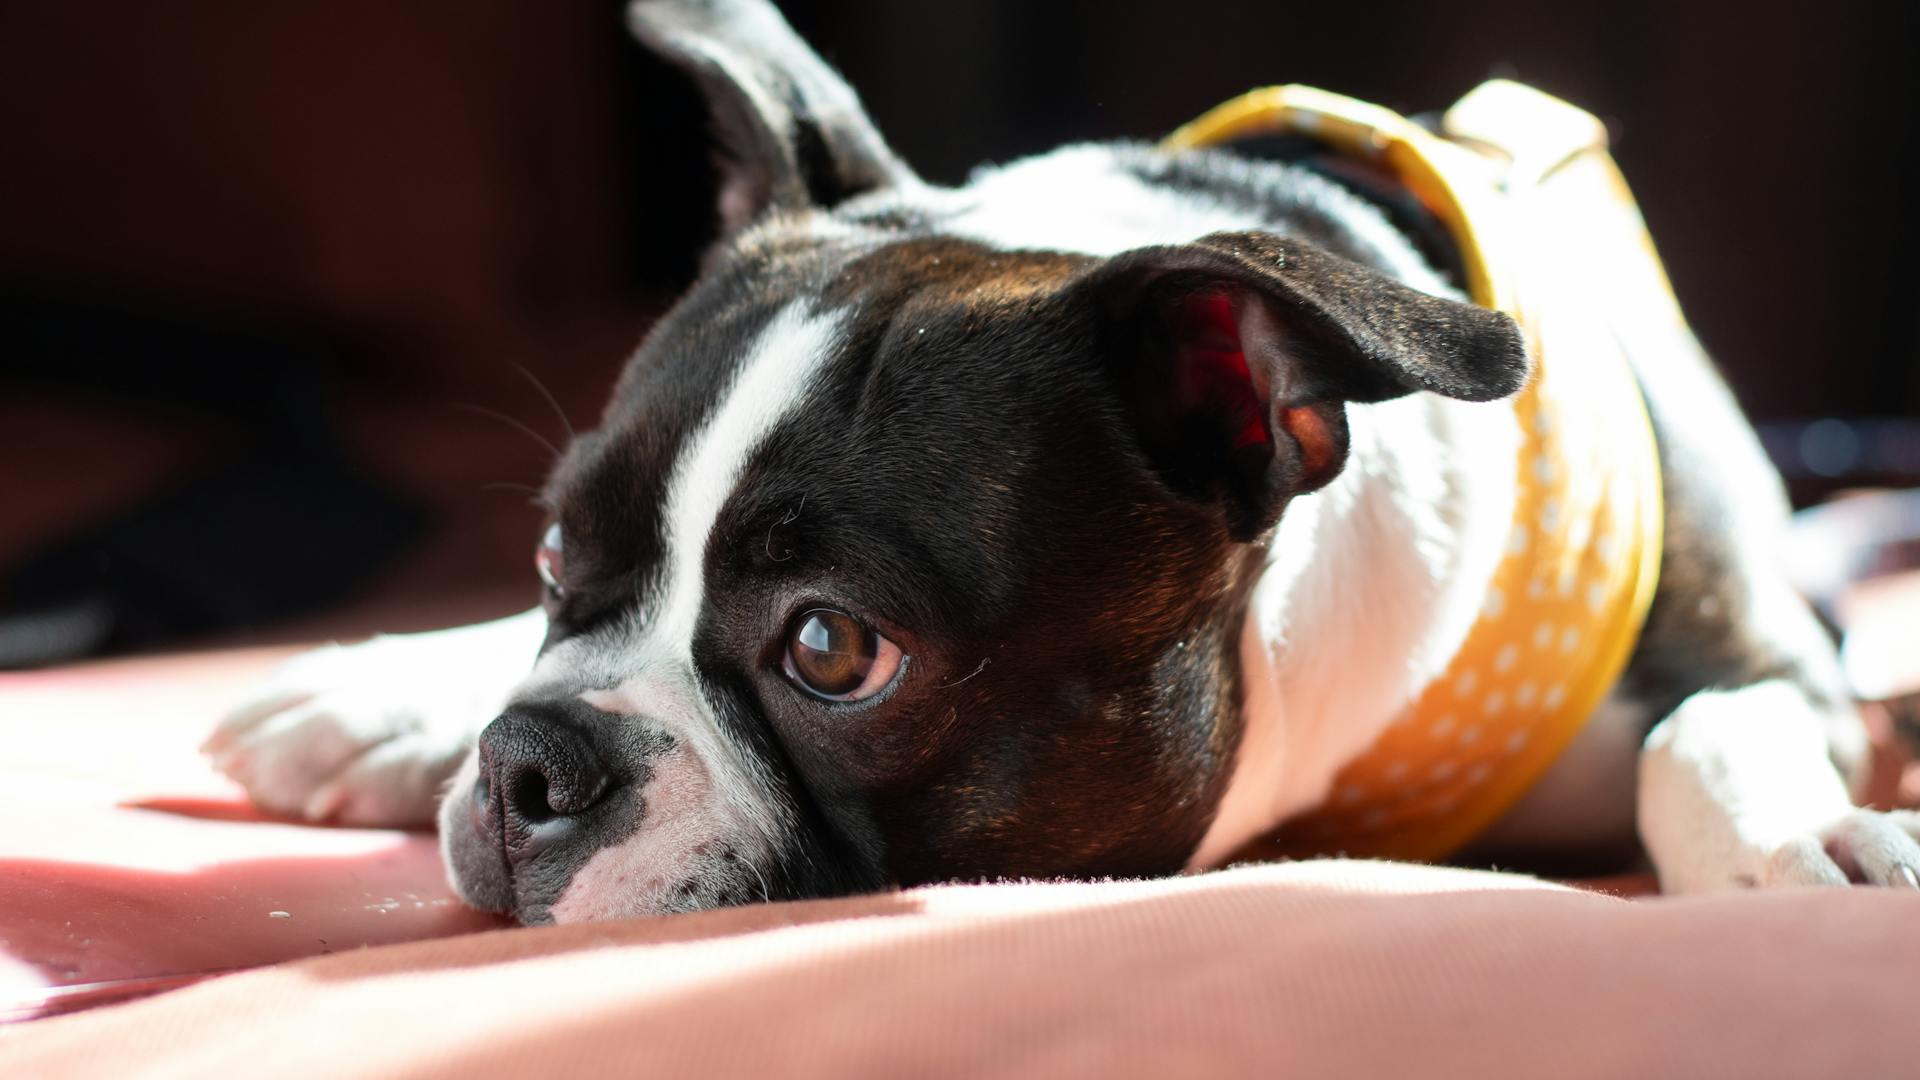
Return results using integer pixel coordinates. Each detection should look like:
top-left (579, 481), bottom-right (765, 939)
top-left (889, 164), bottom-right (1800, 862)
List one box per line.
top-left (2, 647), bottom-right (1914, 1078)
top-left (3, 860), bottom-right (1915, 1078)
top-left (0, 649), bottom-right (502, 1020)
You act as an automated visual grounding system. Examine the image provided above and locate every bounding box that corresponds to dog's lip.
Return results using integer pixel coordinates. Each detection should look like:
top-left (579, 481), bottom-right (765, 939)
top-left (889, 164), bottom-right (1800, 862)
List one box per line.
top-left (441, 774), bottom-right (518, 917)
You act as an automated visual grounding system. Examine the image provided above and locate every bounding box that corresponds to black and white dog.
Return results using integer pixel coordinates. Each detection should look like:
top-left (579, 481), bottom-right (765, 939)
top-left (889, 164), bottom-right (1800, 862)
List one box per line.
top-left (205, 0), bottom-right (1918, 923)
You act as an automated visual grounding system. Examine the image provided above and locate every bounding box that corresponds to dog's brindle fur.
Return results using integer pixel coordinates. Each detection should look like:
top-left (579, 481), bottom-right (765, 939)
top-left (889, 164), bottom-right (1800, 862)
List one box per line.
top-left (208, 0), bottom-right (1912, 921)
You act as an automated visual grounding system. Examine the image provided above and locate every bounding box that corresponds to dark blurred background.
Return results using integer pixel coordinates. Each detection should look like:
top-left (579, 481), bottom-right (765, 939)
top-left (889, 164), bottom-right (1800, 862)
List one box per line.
top-left (2, 0), bottom-right (1915, 666)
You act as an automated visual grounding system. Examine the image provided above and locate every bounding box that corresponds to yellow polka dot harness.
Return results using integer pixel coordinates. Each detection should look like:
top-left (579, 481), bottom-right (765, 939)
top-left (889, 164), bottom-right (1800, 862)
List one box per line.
top-left (1165, 81), bottom-right (1668, 862)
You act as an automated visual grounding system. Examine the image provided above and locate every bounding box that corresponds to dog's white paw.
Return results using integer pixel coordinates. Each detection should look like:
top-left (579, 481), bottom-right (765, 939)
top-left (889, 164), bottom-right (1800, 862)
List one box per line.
top-left (1636, 682), bottom-right (1920, 893)
top-left (1760, 809), bottom-right (1920, 889)
top-left (203, 628), bottom-right (522, 827)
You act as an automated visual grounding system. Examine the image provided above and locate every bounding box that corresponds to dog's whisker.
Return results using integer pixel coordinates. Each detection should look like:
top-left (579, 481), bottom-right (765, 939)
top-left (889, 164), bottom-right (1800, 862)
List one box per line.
top-left (507, 359), bottom-right (576, 442)
top-left (452, 401), bottom-right (564, 462)
top-left (745, 857), bottom-right (773, 904)
top-left (481, 480), bottom-right (545, 499)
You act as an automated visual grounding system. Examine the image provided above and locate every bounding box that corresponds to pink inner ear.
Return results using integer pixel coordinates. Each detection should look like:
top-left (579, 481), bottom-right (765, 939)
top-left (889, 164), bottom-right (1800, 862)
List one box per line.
top-left (1171, 292), bottom-right (1272, 452)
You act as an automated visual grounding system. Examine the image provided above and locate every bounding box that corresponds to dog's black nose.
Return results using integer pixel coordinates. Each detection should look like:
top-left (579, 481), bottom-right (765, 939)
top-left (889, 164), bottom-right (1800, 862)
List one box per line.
top-left (474, 704), bottom-right (613, 850)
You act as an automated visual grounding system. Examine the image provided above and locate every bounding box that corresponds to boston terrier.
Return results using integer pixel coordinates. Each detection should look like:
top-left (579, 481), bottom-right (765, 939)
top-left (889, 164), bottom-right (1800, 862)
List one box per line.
top-left (203, 0), bottom-right (1919, 924)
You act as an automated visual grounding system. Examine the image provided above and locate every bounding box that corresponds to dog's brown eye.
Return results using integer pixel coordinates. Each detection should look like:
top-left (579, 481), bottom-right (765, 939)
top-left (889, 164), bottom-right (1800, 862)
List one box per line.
top-left (536, 522), bottom-right (565, 600)
top-left (784, 609), bottom-right (904, 702)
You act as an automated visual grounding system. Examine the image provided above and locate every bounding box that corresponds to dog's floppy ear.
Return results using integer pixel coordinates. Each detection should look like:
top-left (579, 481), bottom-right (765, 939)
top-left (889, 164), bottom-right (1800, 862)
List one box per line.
top-left (1080, 231), bottom-right (1530, 542)
top-left (628, 0), bottom-right (918, 235)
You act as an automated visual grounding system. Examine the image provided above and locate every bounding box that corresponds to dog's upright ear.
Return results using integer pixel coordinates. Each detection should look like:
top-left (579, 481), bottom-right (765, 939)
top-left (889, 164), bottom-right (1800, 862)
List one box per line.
top-left (629, 0), bottom-right (919, 235)
top-left (1080, 231), bottom-right (1530, 542)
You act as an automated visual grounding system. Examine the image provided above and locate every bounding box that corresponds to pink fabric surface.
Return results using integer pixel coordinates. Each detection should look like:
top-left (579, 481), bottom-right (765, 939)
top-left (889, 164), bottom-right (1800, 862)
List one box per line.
top-left (3, 647), bottom-right (1914, 1075)
top-left (2, 860), bottom-right (1914, 1079)
top-left (0, 650), bottom-right (504, 1019)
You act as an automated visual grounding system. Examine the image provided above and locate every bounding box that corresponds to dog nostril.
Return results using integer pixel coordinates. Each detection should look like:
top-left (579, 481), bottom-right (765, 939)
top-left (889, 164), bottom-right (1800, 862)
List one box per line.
top-left (490, 754), bottom-right (609, 826)
top-left (508, 768), bottom-right (558, 824)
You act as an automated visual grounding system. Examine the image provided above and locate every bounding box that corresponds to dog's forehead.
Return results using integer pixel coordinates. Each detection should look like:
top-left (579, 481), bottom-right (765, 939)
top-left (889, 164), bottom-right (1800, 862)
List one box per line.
top-left (558, 231), bottom-right (1094, 508)
top-left (539, 219), bottom-right (1154, 656)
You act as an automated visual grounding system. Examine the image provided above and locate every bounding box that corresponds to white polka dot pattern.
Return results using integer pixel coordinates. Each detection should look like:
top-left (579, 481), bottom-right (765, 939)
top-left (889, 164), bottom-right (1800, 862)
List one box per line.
top-left (1273, 316), bottom-right (1657, 859)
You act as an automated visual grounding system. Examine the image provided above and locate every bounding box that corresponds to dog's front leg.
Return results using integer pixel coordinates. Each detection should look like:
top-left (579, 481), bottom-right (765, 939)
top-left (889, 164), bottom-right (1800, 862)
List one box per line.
top-left (202, 609), bottom-right (547, 826)
top-left (1639, 679), bottom-right (1920, 891)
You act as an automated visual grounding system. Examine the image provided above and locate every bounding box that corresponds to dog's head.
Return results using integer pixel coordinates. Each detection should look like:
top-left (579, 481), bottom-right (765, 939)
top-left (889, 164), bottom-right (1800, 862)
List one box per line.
top-left (440, 0), bottom-right (1527, 923)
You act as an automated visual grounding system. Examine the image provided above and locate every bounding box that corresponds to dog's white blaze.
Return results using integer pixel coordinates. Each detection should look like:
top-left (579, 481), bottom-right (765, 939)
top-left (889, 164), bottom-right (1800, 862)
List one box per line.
top-left (638, 301), bottom-right (844, 846)
top-left (531, 302), bottom-right (843, 916)
top-left (657, 301), bottom-right (846, 656)
top-left (1191, 390), bottom-right (1523, 867)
